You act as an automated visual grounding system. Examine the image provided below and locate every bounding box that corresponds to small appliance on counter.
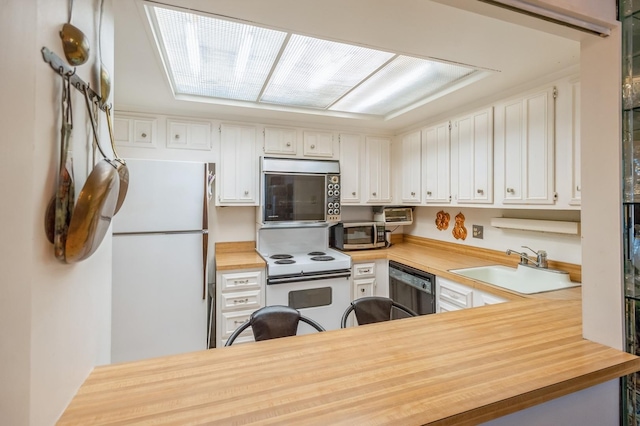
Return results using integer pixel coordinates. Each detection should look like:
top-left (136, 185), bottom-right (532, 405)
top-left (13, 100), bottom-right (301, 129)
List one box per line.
top-left (330, 221), bottom-right (386, 251)
top-left (373, 206), bottom-right (414, 226)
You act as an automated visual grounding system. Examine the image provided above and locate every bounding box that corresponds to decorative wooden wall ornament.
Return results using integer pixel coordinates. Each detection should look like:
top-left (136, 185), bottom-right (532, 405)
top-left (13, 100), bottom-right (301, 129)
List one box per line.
top-left (435, 211), bottom-right (450, 230)
top-left (452, 212), bottom-right (468, 240)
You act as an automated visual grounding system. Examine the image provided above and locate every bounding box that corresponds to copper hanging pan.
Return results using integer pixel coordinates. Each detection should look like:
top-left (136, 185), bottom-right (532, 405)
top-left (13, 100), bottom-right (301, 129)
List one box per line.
top-left (64, 86), bottom-right (119, 263)
top-left (104, 104), bottom-right (128, 214)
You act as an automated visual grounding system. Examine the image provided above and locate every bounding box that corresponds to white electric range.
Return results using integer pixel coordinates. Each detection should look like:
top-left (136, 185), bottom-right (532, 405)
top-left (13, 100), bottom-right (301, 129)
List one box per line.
top-left (257, 226), bottom-right (352, 332)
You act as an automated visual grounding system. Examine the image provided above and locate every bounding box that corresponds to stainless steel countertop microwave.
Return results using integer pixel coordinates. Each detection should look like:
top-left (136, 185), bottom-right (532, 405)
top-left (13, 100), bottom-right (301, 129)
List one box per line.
top-left (330, 221), bottom-right (386, 251)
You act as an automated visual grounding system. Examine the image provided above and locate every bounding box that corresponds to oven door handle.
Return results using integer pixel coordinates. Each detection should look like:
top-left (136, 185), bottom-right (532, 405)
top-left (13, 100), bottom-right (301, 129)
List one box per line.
top-left (268, 272), bottom-right (351, 285)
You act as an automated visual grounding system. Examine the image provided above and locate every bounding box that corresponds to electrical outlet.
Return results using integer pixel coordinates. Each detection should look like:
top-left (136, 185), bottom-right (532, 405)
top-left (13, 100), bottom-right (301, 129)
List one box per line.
top-left (472, 225), bottom-right (483, 239)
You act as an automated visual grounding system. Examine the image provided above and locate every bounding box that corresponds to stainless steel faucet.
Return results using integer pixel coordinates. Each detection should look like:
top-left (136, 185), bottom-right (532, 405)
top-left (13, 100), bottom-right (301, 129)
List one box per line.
top-left (506, 246), bottom-right (548, 268)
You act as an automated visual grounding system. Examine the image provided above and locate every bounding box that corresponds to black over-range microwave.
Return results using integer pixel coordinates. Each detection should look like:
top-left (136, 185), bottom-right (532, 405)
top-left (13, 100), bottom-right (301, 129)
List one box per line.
top-left (330, 222), bottom-right (386, 251)
top-left (260, 157), bottom-right (341, 226)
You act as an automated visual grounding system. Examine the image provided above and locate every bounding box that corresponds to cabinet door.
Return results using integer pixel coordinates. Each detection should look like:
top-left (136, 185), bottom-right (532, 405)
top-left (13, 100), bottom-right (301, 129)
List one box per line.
top-left (114, 114), bottom-right (157, 148)
top-left (264, 127), bottom-right (297, 156)
top-left (339, 134), bottom-right (362, 204)
top-left (454, 108), bottom-right (493, 203)
top-left (364, 136), bottom-right (392, 203)
top-left (570, 82), bottom-right (581, 205)
top-left (354, 278), bottom-right (375, 300)
top-left (303, 131), bottom-right (333, 157)
top-left (167, 119), bottom-right (212, 150)
top-left (422, 122), bottom-right (451, 203)
top-left (401, 131), bottom-right (422, 203)
top-left (502, 87), bottom-right (555, 204)
top-left (218, 123), bottom-right (257, 205)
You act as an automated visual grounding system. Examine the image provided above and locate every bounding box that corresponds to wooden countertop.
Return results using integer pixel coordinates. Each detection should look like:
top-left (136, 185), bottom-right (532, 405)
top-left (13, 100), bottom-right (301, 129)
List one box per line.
top-left (216, 235), bottom-right (581, 301)
top-left (215, 241), bottom-right (266, 270)
top-left (58, 299), bottom-right (640, 425)
top-left (348, 238), bottom-right (582, 302)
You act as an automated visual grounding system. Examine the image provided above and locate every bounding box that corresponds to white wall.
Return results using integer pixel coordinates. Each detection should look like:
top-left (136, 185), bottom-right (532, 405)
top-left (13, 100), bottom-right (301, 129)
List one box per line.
top-left (580, 24), bottom-right (624, 350)
top-left (408, 207), bottom-right (581, 265)
top-left (0, 2), bottom-right (36, 424)
top-left (0, 1), bottom-right (115, 424)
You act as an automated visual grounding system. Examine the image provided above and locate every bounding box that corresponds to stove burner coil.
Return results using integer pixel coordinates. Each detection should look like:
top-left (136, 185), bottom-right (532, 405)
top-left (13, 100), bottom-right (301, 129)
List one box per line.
top-left (307, 251), bottom-right (326, 256)
top-left (274, 259), bottom-right (296, 264)
top-left (270, 254), bottom-right (293, 260)
top-left (310, 256), bottom-right (334, 261)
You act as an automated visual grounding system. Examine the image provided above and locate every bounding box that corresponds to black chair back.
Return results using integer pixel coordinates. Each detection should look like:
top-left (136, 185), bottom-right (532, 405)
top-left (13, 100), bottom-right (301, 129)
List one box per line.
top-left (341, 296), bottom-right (418, 328)
top-left (225, 305), bottom-right (325, 346)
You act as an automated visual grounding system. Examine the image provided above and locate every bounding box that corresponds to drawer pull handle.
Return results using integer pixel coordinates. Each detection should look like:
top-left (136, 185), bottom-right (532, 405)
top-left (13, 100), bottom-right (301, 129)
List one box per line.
top-left (286, 142), bottom-right (291, 147)
top-left (233, 298), bottom-right (249, 304)
top-left (476, 189), bottom-right (483, 194)
top-left (141, 132), bottom-right (147, 138)
top-left (234, 279), bottom-right (249, 284)
top-left (233, 320), bottom-right (245, 325)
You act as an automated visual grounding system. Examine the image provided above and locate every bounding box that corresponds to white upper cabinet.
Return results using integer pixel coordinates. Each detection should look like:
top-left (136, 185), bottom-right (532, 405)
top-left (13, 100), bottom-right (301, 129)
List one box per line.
top-left (339, 134), bottom-right (363, 204)
top-left (167, 119), bottom-right (212, 150)
top-left (114, 114), bottom-right (157, 149)
top-left (452, 107), bottom-right (493, 204)
top-left (570, 81), bottom-right (581, 205)
top-left (400, 130), bottom-right (422, 204)
top-left (217, 123), bottom-right (258, 206)
top-left (303, 131), bottom-right (334, 158)
top-left (500, 87), bottom-right (556, 205)
top-left (263, 127), bottom-right (297, 156)
top-left (364, 136), bottom-right (392, 204)
top-left (422, 122), bottom-right (451, 204)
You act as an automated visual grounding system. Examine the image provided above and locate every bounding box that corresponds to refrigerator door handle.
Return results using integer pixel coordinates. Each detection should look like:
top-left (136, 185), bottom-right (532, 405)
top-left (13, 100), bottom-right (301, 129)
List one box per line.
top-left (202, 163), bottom-right (210, 301)
top-left (202, 231), bottom-right (208, 300)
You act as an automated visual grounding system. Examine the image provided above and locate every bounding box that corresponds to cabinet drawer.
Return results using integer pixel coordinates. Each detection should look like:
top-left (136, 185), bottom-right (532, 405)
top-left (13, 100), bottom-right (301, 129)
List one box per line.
top-left (353, 262), bottom-right (375, 278)
top-left (439, 281), bottom-right (473, 309)
top-left (478, 292), bottom-right (507, 306)
top-left (221, 334), bottom-right (255, 346)
top-left (220, 270), bottom-right (262, 291)
top-left (438, 300), bottom-right (463, 313)
top-left (220, 290), bottom-right (262, 311)
top-left (221, 310), bottom-right (255, 338)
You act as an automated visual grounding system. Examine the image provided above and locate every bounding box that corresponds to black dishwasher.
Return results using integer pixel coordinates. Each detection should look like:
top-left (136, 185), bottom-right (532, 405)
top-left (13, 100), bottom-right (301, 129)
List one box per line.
top-left (389, 260), bottom-right (436, 318)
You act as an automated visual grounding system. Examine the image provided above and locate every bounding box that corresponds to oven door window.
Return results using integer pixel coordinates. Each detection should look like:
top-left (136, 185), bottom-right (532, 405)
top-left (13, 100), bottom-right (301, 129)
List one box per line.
top-left (345, 227), bottom-right (373, 245)
top-left (288, 287), bottom-right (332, 309)
top-left (264, 174), bottom-right (326, 222)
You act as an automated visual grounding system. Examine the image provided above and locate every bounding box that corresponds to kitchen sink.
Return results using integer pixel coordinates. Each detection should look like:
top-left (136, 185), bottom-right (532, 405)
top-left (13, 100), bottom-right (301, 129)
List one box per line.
top-left (448, 264), bottom-right (580, 294)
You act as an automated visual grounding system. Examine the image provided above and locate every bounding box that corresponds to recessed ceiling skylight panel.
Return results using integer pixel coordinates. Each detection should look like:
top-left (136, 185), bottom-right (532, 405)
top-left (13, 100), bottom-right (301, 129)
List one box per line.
top-left (146, 4), bottom-right (485, 119)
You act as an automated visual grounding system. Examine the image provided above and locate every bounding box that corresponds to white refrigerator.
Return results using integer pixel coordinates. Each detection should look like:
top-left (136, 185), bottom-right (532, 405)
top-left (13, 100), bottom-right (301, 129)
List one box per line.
top-left (111, 159), bottom-right (211, 364)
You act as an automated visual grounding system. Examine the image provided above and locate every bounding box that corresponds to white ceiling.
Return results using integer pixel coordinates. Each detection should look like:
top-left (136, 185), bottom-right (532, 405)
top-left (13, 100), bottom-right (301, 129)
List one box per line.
top-left (114, 0), bottom-right (581, 133)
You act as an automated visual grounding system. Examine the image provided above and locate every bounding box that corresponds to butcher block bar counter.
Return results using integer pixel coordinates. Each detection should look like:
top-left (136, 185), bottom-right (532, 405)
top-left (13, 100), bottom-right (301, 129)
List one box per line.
top-left (59, 299), bottom-right (640, 425)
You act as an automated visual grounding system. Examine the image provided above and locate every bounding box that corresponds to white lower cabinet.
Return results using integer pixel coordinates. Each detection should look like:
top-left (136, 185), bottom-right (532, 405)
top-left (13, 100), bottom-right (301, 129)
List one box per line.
top-left (347, 260), bottom-right (389, 326)
top-left (437, 276), bottom-right (506, 312)
top-left (475, 288), bottom-right (508, 306)
top-left (438, 277), bottom-right (473, 312)
top-left (352, 262), bottom-right (377, 300)
top-left (215, 268), bottom-right (265, 347)
top-left (354, 278), bottom-right (375, 299)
